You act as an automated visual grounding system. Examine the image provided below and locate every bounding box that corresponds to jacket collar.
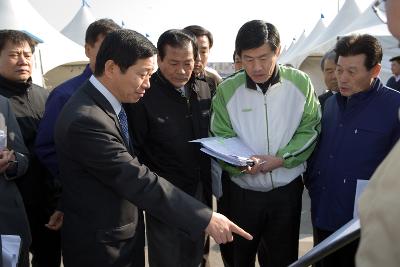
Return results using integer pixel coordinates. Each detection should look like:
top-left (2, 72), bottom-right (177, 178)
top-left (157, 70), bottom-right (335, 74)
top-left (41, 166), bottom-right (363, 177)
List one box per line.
top-left (81, 64), bottom-right (93, 79)
top-left (153, 69), bottom-right (196, 99)
top-left (336, 77), bottom-right (383, 109)
top-left (0, 74), bottom-right (32, 96)
top-left (245, 64), bottom-right (280, 92)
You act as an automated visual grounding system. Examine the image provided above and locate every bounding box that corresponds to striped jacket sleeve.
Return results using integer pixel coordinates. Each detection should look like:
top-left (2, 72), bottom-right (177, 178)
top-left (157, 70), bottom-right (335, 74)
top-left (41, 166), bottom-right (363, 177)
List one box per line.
top-left (210, 83), bottom-right (242, 176)
top-left (276, 75), bottom-right (321, 168)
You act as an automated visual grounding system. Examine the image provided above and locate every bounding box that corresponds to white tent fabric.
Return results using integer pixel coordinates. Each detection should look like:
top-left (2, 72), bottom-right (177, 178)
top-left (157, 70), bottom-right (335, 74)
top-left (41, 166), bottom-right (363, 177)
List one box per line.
top-left (311, 0), bottom-right (362, 52)
top-left (282, 0), bottom-right (362, 68)
top-left (279, 17), bottom-right (326, 65)
top-left (279, 30), bottom-right (306, 64)
top-left (295, 18), bottom-right (326, 58)
top-left (0, 0), bottom-right (87, 77)
top-left (280, 0), bottom-right (398, 96)
top-left (341, 1), bottom-right (383, 35)
top-left (279, 45), bottom-right (288, 59)
top-left (280, 39), bottom-right (296, 61)
top-left (61, 1), bottom-right (96, 46)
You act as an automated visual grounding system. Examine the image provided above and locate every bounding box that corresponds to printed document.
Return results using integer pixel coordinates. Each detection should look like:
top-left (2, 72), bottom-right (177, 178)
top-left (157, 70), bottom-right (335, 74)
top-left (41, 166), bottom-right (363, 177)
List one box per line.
top-left (1, 235), bottom-right (21, 267)
top-left (191, 137), bottom-right (255, 166)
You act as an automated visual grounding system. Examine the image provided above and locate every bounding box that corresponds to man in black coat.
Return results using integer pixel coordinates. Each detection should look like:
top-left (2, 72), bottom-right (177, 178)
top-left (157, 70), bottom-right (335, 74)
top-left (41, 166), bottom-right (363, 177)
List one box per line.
top-left (0, 30), bottom-right (61, 267)
top-left (127, 29), bottom-right (214, 267)
top-left (0, 95), bottom-right (30, 267)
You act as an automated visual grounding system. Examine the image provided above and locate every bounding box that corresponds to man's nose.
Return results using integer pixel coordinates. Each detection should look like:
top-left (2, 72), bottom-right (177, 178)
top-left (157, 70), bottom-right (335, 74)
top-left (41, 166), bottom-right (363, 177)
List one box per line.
top-left (17, 54), bottom-right (29, 65)
top-left (142, 76), bottom-right (151, 89)
top-left (253, 59), bottom-right (263, 71)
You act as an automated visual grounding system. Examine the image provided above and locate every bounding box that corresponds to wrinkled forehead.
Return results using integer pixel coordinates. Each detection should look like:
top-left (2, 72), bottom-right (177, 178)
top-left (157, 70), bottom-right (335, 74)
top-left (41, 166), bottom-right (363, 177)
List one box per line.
top-left (337, 54), bottom-right (366, 68)
top-left (2, 40), bottom-right (32, 53)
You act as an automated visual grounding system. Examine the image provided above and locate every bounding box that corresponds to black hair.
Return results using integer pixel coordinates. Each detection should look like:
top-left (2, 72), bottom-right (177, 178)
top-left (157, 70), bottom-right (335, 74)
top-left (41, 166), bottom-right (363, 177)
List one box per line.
top-left (235, 20), bottom-right (280, 56)
top-left (334, 34), bottom-right (382, 70)
top-left (0, 30), bottom-right (35, 54)
top-left (389, 56), bottom-right (400, 64)
top-left (85, 18), bottom-right (121, 46)
top-left (183, 25), bottom-right (214, 48)
top-left (157, 29), bottom-right (198, 61)
top-left (94, 29), bottom-right (157, 76)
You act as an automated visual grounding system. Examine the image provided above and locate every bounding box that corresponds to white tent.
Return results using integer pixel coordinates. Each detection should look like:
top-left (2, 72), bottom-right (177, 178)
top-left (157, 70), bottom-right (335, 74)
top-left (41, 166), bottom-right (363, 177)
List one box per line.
top-left (0, 0), bottom-right (87, 85)
top-left (279, 45), bottom-right (288, 59)
top-left (280, 0), bottom-right (399, 95)
top-left (312, 0), bottom-right (361, 49)
top-left (279, 30), bottom-right (306, 64)
top-left (280, 39), bottom-right (296, 61)
top-left (61, 1), bottom-right (96, 46)
top-left (279, 16), bottom-right (326, 65)
top-left (284, 0), bottom-right (362, 68)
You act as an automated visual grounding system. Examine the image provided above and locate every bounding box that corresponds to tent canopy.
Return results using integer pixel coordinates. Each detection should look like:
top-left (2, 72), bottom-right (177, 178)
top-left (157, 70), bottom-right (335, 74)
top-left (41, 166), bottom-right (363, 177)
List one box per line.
top-left (61, 1), bottom-right (96, 46)
top-left (0, 0), bottom-right (87, 76)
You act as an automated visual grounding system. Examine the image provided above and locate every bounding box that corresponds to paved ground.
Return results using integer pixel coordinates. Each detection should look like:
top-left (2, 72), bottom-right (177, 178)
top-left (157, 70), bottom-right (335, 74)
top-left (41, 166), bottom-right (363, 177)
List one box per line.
top-left (145, 189), bottom-right (314, 267)
top-left (53, 189), bottom-right (313, 267)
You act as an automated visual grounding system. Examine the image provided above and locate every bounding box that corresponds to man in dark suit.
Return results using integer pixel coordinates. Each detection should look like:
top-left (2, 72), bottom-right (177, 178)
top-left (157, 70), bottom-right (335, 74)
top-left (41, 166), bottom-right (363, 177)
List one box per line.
top-left (0, 95), bottom-right (30, 267)
top-left (318, 50), bottom-right (338, 111)
top-left (55, 29), bottom-right (252, 267)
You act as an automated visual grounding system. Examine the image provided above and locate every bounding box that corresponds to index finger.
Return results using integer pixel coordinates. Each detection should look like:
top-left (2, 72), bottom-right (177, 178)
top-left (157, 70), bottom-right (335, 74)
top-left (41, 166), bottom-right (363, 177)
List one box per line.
top-left (229, 222), bottom-right (253, 240)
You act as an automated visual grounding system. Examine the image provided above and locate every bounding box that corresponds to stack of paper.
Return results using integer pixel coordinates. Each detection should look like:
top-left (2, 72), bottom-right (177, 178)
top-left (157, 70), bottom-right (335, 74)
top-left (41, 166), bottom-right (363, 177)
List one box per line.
top-left (1, 235), bottom-right (21, 267)
top-left (191, 137), bottom-right (256, 166)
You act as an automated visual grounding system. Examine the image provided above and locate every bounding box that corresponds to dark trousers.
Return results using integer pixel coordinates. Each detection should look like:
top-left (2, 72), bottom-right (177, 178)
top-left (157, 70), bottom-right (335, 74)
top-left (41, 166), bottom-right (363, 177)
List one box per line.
top-left (313, 227), bottom-right (359, 267)
top-left (219, 177), bottom-right (304, 267)
top-left (25, 205), bottom-right (61, 267)
top-left (201, 186), bottom-right (212, 267)
top-left (216, 172), bottom-right (234, 267)
top-left (146, 184), bottom-right (206, 267)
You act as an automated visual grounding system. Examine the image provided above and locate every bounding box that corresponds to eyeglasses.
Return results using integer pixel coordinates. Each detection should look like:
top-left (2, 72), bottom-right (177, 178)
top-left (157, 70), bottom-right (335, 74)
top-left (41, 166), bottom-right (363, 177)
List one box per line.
top-left (372, 0), bottom-right (387, 24)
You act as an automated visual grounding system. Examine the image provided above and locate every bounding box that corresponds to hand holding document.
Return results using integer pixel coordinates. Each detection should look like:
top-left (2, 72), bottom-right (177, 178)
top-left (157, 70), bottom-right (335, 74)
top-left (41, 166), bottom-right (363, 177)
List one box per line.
top-left (191, 137), bottom-right (256, 166)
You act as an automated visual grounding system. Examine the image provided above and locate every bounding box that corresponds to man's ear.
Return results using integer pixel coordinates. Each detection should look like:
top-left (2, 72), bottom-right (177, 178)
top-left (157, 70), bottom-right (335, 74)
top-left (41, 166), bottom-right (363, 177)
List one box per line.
top-left (371, 63), bottom-right (381, 78)
top-left (104, 60), bottom-right (117, 79)
top-left (157, 55), bottom-right (162, 66)
top-left (275, 45), bottom-right (281, 57)
top-left (84, 43), bottom-right (91, 59)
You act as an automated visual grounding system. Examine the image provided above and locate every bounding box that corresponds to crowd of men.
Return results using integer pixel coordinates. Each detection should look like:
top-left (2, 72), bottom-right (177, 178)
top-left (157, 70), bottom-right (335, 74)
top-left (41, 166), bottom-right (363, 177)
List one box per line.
top-left (1, 0), bottom-right (400, 266)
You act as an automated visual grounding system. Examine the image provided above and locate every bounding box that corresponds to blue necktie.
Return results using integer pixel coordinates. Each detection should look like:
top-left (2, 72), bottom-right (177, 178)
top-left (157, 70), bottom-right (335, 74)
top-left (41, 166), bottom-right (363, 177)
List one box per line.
top-left (118, 107), bottom-right (130, 146)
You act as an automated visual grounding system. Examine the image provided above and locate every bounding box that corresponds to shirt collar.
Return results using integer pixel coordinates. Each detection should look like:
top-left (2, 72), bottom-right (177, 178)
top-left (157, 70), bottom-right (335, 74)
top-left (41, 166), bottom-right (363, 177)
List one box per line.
top-left (89, 75), bottom-right (121, 115)
top-left (245, 64), bottom-right (280, 92)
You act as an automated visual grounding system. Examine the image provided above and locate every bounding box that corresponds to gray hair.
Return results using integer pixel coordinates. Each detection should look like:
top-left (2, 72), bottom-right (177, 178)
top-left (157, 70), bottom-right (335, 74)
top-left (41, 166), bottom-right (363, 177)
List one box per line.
top-left (320, 50), bottom-right (337, 71)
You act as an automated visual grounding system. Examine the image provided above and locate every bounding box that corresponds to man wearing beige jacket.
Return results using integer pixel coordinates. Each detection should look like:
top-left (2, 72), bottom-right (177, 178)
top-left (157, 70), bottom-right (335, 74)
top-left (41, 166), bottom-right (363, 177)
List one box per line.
top-left (356, 0), bottom-right (400, 266)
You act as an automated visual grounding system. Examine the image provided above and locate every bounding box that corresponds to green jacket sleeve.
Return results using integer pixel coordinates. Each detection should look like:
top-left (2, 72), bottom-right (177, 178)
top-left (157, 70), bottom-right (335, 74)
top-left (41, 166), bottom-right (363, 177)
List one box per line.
top-left (276, 76), bottom-right (321, 168)
top-left (210, 84), bottom-right (242, 176)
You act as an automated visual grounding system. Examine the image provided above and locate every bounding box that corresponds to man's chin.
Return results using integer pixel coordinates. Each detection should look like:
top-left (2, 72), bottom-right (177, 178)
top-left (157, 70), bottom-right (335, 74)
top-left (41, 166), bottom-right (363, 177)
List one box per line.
top-left (339, 88), bottom-right (351, 96)
top-left (15, 76), bottom-right (30, 83)
top-left (193, 68), bottom-right (202, 75)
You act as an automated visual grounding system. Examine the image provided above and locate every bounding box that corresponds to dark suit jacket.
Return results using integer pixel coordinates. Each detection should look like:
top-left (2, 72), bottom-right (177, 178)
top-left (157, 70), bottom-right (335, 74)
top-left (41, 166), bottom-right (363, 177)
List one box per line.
top-left (318, 90), bottom-right (334, 112)
top-left (0, 95), bottom-right (31, 267)
top-left (55, 80), bottom-right (212, 267)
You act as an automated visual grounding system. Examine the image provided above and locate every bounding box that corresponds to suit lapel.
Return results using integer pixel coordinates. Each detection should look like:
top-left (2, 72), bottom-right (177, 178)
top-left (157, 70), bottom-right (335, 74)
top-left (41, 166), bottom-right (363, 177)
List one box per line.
top-left (82, 81), bottom-right (132, 152)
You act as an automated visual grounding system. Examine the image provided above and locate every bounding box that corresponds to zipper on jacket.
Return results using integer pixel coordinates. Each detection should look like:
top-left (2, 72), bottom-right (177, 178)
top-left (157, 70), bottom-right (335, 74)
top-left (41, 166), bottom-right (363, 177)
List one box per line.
top-left (264, 92), bottom-right (274, 189)
top-left (25, 89), bottom-right (39, 120)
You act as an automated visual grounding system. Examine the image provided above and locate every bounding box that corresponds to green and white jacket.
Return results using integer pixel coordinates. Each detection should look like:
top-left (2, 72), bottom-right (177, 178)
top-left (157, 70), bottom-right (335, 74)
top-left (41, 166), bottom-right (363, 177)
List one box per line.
top-left (210, 65), bottom-right (321, 192)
